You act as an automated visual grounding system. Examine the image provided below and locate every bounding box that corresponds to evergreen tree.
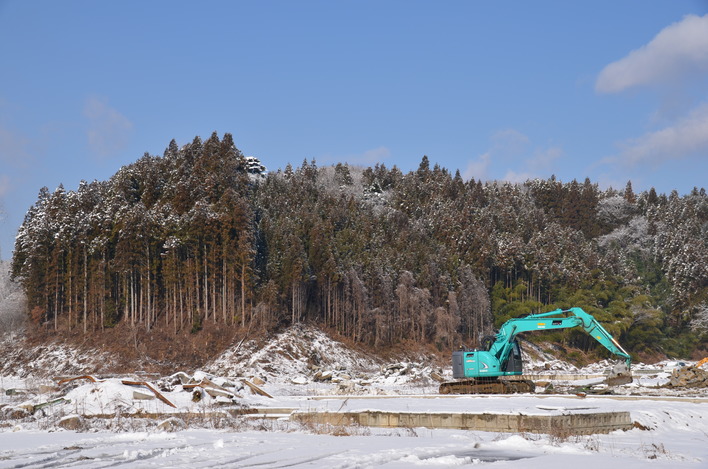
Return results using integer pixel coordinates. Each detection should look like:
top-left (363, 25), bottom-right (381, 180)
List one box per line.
top-left (9, 135), bottom-right (706, 357)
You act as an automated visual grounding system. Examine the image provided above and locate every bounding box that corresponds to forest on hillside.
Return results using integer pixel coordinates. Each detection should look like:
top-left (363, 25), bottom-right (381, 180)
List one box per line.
top-left (10, 132), bottom-right (708, 359)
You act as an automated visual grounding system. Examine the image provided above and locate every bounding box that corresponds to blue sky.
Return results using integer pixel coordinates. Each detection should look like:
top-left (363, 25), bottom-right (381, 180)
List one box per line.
top-left (1, 1), bottom-right (708, 259)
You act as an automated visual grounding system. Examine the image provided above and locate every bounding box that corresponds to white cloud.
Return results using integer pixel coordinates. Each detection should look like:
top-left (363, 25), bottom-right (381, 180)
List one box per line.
top-left (617, 102), bottom-right (708, 166)
top-left (0, 175), bottom-right (9, 198)
top-left (597, 15), bottom-right (708, 174)
top-left (503, 170), bottom-right (532, 184)
top-left (463, 152), bottom-right (491, 180)
top-left (596, 14), bottom-right (708, 94)
top-left (84, 96), bottom-right (133, 157)
top-left (526, 146), bottom-right (563, 172)
top-left (463, 129), bottom-right (528, 180)
top-left (0, 126), bottom-right (32, 166)
top-left (490, 129), bottom-right (530, 156)
top-left (331, 146), bottom-right (391, 166)
top-left (464, 130), bottom-right (562, 182)
top-left (359, 146), bottom-right (390, 164)
top-left (502, 146), bottom-right (562, 183)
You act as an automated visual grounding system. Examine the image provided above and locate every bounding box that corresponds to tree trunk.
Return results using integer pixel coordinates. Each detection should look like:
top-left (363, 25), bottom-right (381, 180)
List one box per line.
top-left (241, 263), bottom-right (246, 328)
top-left (83, 247), bottom-right (88, 334)
top-left (203, 244), bottom-right (208, 322)
top-left (68, 253), bottom-right (72, 330)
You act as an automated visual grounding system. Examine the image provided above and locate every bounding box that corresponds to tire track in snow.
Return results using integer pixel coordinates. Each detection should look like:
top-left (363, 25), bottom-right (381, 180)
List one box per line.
top-left (2, 449), bottom-right (81, 469)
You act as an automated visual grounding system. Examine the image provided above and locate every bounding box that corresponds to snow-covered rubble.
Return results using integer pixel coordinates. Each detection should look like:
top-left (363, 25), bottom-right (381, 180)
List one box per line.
top-left (204, 325), bottom-right (379, 382)
top-left (2, 325), bottom-right (707, 421)
top-left (203, 325), bottom-right (442, 395)
top-left (1, 325), bottom-right (708, 468)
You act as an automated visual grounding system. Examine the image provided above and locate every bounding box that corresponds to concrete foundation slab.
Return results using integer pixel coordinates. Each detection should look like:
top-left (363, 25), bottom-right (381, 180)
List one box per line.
top-left (292, 410), bottom-right (633, 435)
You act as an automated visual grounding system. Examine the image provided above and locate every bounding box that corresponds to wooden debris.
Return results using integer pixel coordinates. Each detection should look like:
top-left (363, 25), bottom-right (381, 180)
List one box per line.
top-left (241, 379), bottom-right (273, 398)
top-left (182, 377), bottom-right (236, 399)
top-left (121, 380), bottom-right (176, 408)
top-left (133, 389), bottom-right (156, 400)
top-left (182, 377), bottom-right (225, 391)
top-left (201, 377), bottom-right (231, 391)
top-left (203, 387), bottom-right (235, 399)
top-left (57, 375), bottom-right (98, 385)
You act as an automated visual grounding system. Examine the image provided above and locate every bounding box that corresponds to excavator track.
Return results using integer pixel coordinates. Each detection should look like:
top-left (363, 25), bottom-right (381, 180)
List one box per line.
top-left (439, 377), bottom-right (535, 395)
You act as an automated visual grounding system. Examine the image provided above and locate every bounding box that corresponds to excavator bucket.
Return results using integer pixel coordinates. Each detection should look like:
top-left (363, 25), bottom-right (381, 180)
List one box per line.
top-left (605, 362), bottom-right (633, 386)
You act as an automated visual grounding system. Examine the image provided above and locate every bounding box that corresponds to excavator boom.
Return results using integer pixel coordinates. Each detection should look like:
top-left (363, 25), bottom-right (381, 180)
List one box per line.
top-left (490, 307), bottom-right (631, 368)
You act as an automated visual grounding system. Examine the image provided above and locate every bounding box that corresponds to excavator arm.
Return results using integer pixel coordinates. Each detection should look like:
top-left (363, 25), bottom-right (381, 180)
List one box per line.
top-left (489, 307), bottom-right (631, 368)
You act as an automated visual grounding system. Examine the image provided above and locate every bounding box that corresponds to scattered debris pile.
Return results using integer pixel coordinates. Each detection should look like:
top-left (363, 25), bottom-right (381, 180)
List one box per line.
top-left (668, 360), bottom-right (708, 388)
top-left (203, 326), bottom-right (443, 394)
top-left (0, 370), bottom-right (271, 422)
top-left (380, 362), bottom-right (439, 385)
top-left (308, 367), bottom-right (358, 394)
top-left (164, 371), bottom-right (242, 402)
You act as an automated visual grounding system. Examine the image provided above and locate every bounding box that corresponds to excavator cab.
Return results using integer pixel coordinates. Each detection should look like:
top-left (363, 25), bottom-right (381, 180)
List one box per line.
top-left (452, 337), bottom-right (524, 379)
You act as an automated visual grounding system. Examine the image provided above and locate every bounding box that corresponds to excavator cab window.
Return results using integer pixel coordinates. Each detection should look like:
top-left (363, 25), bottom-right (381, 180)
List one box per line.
top-left (481, 335), bottom-right (496, 352)
top-left (512, 340), bottom-right (522, 359)
top-left (502, 340), bottom-right (523, 374)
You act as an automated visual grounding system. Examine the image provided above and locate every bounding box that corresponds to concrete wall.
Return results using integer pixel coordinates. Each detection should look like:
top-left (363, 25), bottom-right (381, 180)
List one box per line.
top-left (293, 410), bottom-right (633, 435)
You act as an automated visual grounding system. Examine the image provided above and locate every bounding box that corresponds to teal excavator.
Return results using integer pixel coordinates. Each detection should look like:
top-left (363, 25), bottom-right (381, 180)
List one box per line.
top-left (439, 307), bottom-right (633, 394)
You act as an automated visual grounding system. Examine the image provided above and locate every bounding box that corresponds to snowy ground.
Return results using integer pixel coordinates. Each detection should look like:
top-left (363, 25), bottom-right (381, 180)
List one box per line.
top-left (1, 394), bottom-right (706, 468)
top-left (1, 326), bottom-right (707, 468)
top-left (2, 419), bottom-right (705, 469)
